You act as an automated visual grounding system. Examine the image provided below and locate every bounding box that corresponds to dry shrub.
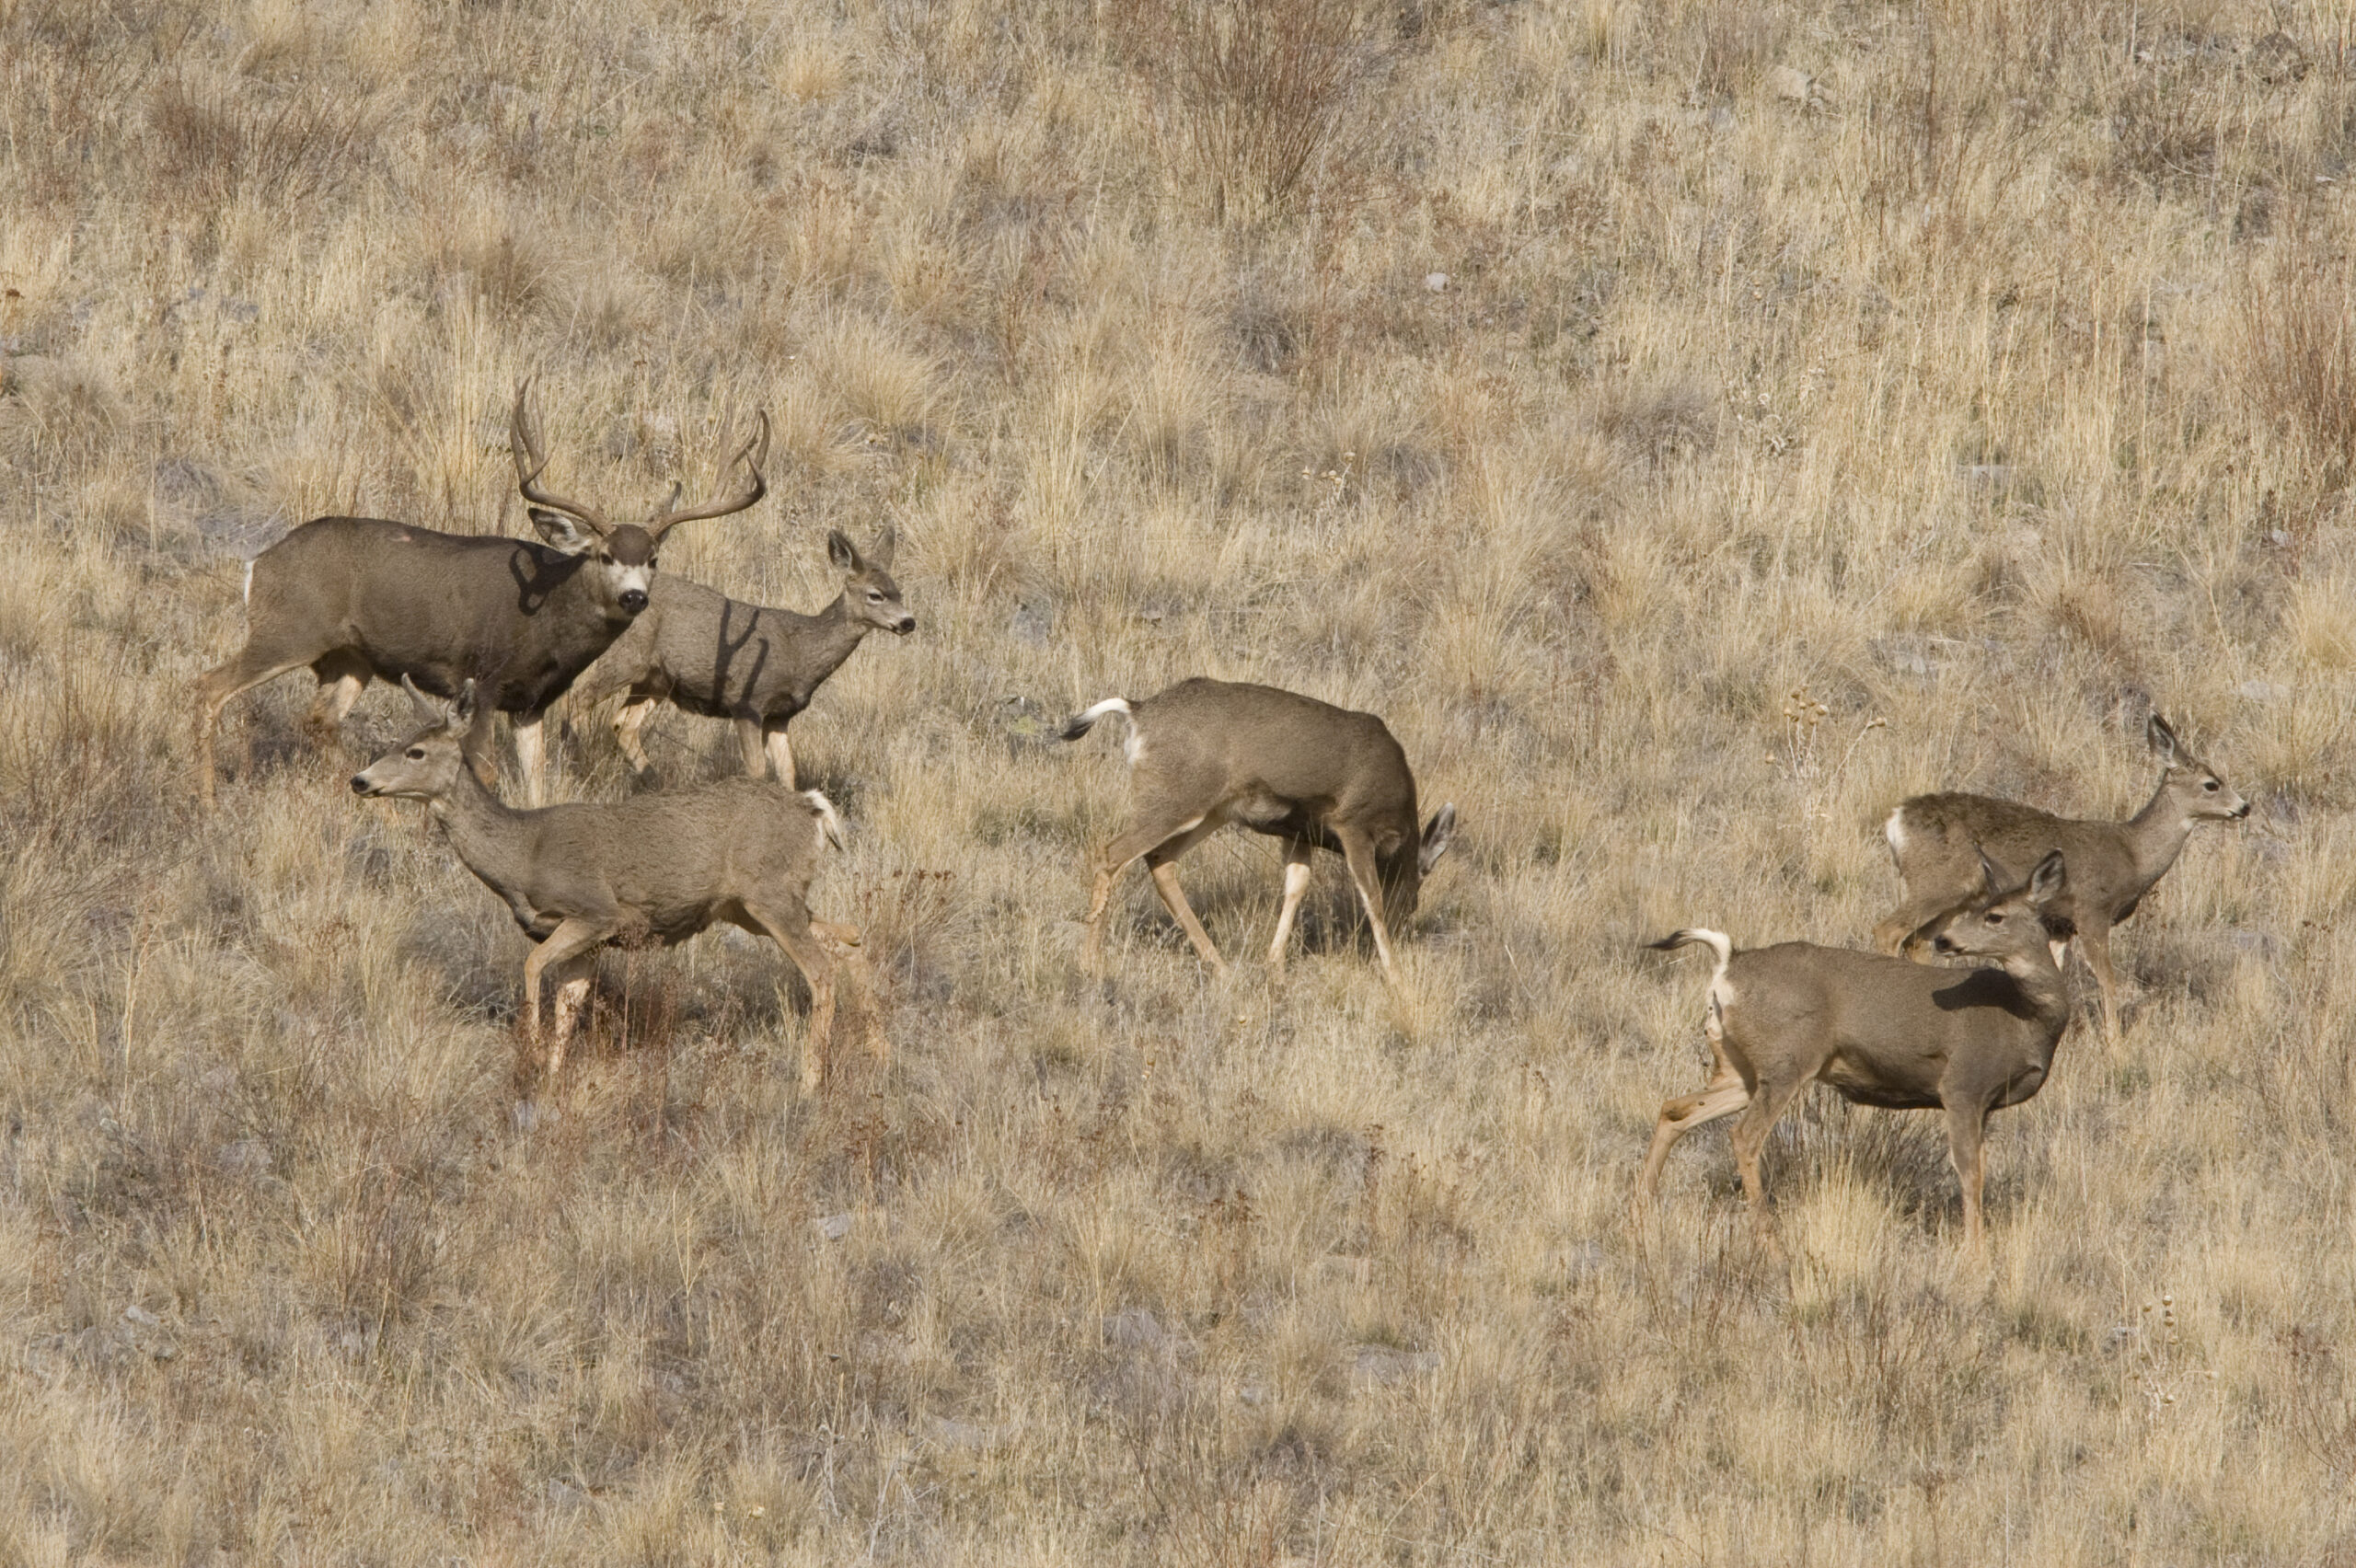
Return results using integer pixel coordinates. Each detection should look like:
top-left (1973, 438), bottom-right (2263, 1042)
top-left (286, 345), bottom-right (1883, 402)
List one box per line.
top-left (2235, 254), bottom-right (2356, 502)
top-left (1128, 0), bottom-right (1393, 225)
top-left (144, 72), bottom-right (377, 208)
top-left (0, 356), bottom-right (125, 478)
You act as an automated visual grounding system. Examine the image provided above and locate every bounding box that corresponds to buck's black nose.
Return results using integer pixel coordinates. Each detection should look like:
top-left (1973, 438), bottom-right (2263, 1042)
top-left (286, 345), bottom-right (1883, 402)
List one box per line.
top-left (350, 776), bottom-right (370, 794)
top-left (618, 589), bottom-right (648, 614)
top-left (895, 616), bottom-right (917, 634)
top-left (2234, 801), bottom-right (2251, 819)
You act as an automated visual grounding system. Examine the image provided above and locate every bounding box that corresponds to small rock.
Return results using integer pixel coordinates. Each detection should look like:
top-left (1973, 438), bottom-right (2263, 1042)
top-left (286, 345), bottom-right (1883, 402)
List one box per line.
top-left (1770, 65), bottom-right (1815, 104)
top-left (1961, 463), bottom-right (2017, 492)
top-left (546, 1478), bottom-right (588, 1511)
top-left (928, 1416), bottom-right (1011, 1451)
top-left (1706, 105), bottom-right (1737, 133)
top-left (1350, 1344), bottom-right (1442, 1386)
top-left (815, 1213), bottom-right (853, 1241)
top-left (2218, 928), bottom-right (2282, 963)
top-left (999, 696), bottom-right (1056, 745)
top-left (1423, 271), bottom-right (1449, 293)
top-left (214, 1139), bottom-right (272, 1177)
top-left (2268, 529), bottom-right (2293, 548)
top-left (1103, 1308), bottom-right (1167, 1350)
top-left (2250, 31), bottom-right (2309, 85)
top-left (510, 1101), bottom-right (543, 1133)
top-left (123, 1305), bottom-right (162, 1329)
top-left (1009, 602), bottom-right (1052, 646)
top-left (2238, 679), bottom-right (2291, 705)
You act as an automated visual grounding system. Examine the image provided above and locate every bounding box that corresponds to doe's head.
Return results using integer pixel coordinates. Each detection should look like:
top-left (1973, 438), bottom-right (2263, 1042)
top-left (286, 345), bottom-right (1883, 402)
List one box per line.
top-left (1376, 803), bottom-right (1459, 922)
top-left (351, 678), bottom-right (479, 801)
top-left (1925, 848), bottom-right (2068, 970)
top-left (829, 525), bottom-right (916, 636)
top-left (2148, 712), bottom-right (2249, 824)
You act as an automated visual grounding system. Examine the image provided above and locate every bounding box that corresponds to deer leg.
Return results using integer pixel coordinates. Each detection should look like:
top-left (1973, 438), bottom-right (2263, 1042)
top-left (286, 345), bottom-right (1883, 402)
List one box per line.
top-left (605, 691), bottom-right (656, 776)
top-left (1147, 859), bottom-right (1228, 974)
top-left (1082, 813), bottom-right (1218, 974)
top-left (1945, 1101), bottom-right (1993, 1253)
top-left (1333, 826), bottom-right (1399, 979)
top-left (548, 951), bottom-right (598, 1065)
top-left (1726, 1074), bottom-right (1807, 1257)
top-left (521, 918), bottom-right (611, 1077)
top-left (192, 648), bottom-right (317, 810)
top-left (746, 900), bottom-right (837, 1091)
top-left (764, 723), bottom-right (797, 789)
top-left (734, 715), bottom-right (768, 778)
top-left (2080, 925), bottom-right (2123, 1048)
top-left (1636, 1018), bottom-right (1751, 1204)
top-left (514, 712), bottom-right (550, 807)
top-left (304, 652), bottom-right (370, 744)
top-left (1265, 838), bottom-right (1316, 973)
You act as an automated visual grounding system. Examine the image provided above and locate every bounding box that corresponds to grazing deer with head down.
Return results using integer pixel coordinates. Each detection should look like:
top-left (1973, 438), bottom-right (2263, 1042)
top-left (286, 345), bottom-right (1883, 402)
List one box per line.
top-left (1060, 678), bottom-right (1457, 979)
top-left (1638, 849), bottom-right (2073, 1254)
top-left (1871, 713), bottom-right (2248, 1045)
top-left (195, 384), bottom-right (769, 810)
top-left (566, 525), bottom-right (914, 788)
top-left (350, 678), bottom-right (880, 1090)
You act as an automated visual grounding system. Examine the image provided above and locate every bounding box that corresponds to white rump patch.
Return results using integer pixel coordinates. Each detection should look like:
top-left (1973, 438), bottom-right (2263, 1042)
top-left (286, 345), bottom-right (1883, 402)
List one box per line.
top-left (1124, 729), bottom-right (1148, 767)
top-left (1883, 807), bottom-right (1908, 856)
top-left (803, 790), bottom-right (847, 851)
top-left (241, 559), bottom-right (255, 605)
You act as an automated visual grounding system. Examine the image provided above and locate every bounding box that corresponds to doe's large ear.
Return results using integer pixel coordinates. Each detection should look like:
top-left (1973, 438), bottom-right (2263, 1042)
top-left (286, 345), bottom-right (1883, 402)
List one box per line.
top-left (527, 508), bottom-right (597, 556)
top-left (2147, 711), bottom-right (2181, 765)
top-left (400, 674), bottom-right (445, 729)
top-left (1418, 802), bottom-right (1459, 876)
top-left (826, 528), bottom-right (862, 574)
top-left (452, 679), bottom-right (479, 729)
top-left (867, 523), bottom-right (897, 571)
top-left (2027, 848), bottom-right (2068, 905)
top-left (1973, 845), bottom-right (2004, 897)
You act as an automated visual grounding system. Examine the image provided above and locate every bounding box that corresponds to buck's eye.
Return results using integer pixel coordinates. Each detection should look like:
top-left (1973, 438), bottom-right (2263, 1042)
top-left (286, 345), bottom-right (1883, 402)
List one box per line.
top-left (1984, 911), bottom-right (2004, 925)
top-left (2203, 778), bottom-right (2220, 792)
top-left (406, 747), bottom-right (426, 760)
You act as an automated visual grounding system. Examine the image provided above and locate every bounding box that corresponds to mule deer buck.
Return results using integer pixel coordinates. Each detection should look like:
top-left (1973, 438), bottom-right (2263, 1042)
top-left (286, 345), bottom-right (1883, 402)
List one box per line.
top-left (350, 678), bottom-right (879, 1090)
top-left (1638, 849), bottom-right (2073, 1254)
top-left (195, 383), bottom-right (769, 810)
top-left (566, 526), bottom-right (914, 788)
top-left (1871, 713), bottom-right (2248, 1045)
top-left (1060, 678), bottom-right (1456, 979)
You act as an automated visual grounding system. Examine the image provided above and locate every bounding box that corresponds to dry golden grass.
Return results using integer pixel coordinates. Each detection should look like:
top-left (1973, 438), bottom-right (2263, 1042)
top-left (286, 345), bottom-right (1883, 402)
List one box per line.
top-left (5, 0), bottom-right (2356, 1560)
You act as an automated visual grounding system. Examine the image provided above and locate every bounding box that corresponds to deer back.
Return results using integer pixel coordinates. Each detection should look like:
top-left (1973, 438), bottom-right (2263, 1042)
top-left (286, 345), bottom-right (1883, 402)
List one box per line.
top-left (1131, 679), bottom-right (1421, 836)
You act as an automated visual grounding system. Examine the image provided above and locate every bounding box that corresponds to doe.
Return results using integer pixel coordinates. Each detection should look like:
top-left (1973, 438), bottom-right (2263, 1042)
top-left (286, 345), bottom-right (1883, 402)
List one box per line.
top-left (195, 384), bottom-right (768, 809)
top-left (1872, 712), bottom-right (2247, 1044)
top-left (1061, 677), bottom-right (1456, 979)
top-left (350, 678), bottom-right (879, 1090)
top-left (1638, 849), bottom-right (2072, 1254)
top-left (567, 526), bottom-right (913, 788)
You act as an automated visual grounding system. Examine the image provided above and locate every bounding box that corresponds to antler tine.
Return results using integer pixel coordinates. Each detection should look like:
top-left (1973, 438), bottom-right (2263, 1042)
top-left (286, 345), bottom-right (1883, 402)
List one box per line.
top-left (508, 380), bottom-right (613, 537)
top-left (649, 409), bottom-right (771, 539)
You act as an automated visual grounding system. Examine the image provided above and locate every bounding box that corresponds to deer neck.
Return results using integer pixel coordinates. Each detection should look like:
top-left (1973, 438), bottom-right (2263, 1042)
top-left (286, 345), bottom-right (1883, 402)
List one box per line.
top-left (805, 594), bottom-right (873, 681)
top-left (1996, 951), bottom-right (2074, 1033)
top-left (428, 766), bottom-right (537, 895)
top-left (2119, 773), bottom-right (2196, 893)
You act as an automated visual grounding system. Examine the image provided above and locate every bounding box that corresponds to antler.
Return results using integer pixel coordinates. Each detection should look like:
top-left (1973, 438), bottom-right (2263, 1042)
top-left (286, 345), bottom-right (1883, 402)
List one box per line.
top-left (648, 410), bottom-right (770, 540)
top-left (509, 380), bottom-right (613, 537)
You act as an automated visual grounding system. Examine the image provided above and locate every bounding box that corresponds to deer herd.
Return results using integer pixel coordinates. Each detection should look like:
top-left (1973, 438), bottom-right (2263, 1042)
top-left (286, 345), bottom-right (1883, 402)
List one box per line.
top-left (192, 385), bottom-right (2255, 1258)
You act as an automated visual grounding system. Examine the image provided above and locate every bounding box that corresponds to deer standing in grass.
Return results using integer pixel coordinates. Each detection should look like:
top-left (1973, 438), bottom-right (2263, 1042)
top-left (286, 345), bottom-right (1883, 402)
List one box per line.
top-left (566, 526), bottom-right (914, 788)
top-left (195, 384), bottom-right (769, 810)
top-left (1639, 849), bottom-right (2073, 1255)
top-left (1061, 678), bottom-right (1456, 979)
top-left (1871, 714), bottom-right (2248, 1045)
top-left (350, 678), bottom-right (879, 1090)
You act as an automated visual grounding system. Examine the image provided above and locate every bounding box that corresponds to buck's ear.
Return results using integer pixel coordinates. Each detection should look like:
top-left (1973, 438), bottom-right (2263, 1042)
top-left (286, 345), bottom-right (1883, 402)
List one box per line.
top-left (452, 679), bottom-right (479, 728)
top-left (1419, 802), bottom-right (1459, 876)
top-left (867, 523), bottom-right (897, 571)
top-left (2028, 849), bottom-right (2068, 905)
top-left (826, 528), bottom-right (861, 574)
top-left (1973, 846), bottom-right (2003, 896)
top-left (2146, 711), bottom-right (2181, 765)
top-left (527, 508), bottom-right (596, 554)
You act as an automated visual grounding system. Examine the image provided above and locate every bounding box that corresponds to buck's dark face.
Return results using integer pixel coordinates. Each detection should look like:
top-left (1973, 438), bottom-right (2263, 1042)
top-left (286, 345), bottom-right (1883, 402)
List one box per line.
top-left (829, 526), bottom-right (916, 636)
top-left (527, 510), bottom-right (658, 617)
top-left (597, 525), bottom-right (658, 616)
